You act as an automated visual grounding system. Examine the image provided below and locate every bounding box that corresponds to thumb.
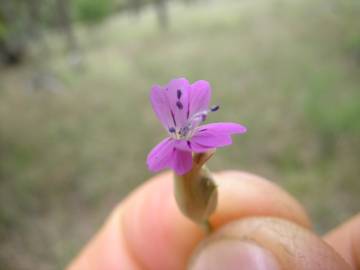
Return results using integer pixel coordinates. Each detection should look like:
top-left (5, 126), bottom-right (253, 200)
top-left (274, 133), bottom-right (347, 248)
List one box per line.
top-left (189, 217), bottom-right (351, 270)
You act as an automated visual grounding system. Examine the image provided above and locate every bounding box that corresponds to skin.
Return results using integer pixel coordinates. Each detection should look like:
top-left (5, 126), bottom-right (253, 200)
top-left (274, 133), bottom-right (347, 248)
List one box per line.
top-left (67, 171), bottom-right (360, 270)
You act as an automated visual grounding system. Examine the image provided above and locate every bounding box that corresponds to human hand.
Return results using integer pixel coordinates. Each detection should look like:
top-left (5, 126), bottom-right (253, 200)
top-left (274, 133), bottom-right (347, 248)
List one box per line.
top-left (67, 171), bottom-right (360, 270)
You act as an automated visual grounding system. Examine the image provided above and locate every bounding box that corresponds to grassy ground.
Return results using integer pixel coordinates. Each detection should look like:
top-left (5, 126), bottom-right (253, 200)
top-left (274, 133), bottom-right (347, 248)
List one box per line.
top-left (1, 0), bottom-right (360, 269)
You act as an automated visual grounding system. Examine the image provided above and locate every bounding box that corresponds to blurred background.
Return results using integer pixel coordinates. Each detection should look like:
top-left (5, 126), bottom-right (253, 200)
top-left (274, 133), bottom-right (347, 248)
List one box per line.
top-left (0, 0), bottom-right (359, 268)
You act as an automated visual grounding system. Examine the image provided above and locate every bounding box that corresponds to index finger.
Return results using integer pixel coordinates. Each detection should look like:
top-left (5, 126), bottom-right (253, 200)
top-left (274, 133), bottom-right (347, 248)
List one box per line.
top-left (67, 171), bottom-right (311, 270)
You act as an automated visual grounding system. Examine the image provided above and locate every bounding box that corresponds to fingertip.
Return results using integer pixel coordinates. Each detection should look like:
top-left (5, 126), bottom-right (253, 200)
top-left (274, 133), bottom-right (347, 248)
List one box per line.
top-left (191, 217), bottom-right (351, 270)
top-left (190, 240), bottom-right (280, 270)
top-left (213, 171), bottom-right (311, 229)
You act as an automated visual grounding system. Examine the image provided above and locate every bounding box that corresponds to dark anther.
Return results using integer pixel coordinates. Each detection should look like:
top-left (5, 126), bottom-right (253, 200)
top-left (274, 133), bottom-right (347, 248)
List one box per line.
top-left (169, 127), bottom-right (176, 133)
top-left (176, 101), bottom-right (183, 110)
top-left (187, 141), bottom-right (192, 149)
top-left (177, 89), bottom-right (182, 99)
top-left (201, 114), bottom-right (207, 121)
top-left (211, 105), bottom-right (220, 112)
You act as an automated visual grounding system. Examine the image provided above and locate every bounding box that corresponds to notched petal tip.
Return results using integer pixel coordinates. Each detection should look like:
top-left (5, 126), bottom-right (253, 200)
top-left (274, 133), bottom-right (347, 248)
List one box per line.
top-left (191, 79), bottom-right (211, 90)
top-left (168, 77), bottom-right (190, 90)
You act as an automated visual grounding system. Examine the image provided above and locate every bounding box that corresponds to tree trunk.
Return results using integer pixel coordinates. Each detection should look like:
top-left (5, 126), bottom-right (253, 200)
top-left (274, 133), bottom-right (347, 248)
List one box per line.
top-left (0, 0), bottom-right (26, 65)
top-left (154, 0), bottom-right (169, 30)
top-left (55, 0), bottom-right (78, 52)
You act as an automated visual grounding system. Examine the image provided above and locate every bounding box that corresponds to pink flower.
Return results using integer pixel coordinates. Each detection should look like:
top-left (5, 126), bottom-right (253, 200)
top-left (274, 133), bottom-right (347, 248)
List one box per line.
top-left (147, 78), bottom-right (247, 175)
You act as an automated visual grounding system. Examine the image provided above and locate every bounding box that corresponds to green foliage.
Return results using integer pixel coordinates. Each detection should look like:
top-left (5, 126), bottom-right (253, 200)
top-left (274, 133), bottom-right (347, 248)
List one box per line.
top-left (346, 34), bottom-right (360, 61)
top-left (74, 0), bottom-right (114, 24)
top-left (304, 72), bottom-right (360, 136)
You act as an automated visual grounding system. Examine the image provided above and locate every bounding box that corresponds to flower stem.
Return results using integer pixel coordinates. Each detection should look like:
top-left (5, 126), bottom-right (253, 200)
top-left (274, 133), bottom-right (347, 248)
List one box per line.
top-left (173, 150), bottom-right (217, 234)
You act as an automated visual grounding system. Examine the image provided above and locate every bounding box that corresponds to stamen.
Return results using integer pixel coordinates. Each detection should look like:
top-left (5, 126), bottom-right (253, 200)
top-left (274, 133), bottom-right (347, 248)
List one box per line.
top-left (177, 89), bottom-right (182, 99)
top-left (174, 106), bottom-right (218, 140)
top-left (171, 110), bottom-right (177, 126)
top-left (179, 126), bottom-right (189, 137)
top-left (176, 101), bottom-right (183, 110)
top-left (187, 141), bottom-right (192, 149)
top-left (169, 127), bottom-right (176, 133)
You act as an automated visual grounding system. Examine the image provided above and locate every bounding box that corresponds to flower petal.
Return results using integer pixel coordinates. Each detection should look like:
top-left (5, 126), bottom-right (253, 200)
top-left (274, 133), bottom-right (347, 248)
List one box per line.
top-left (150, 85), bottom-right (172, 129)
top-left (189, 80), bottom-right (211, 117)
top-left (174, 140), bottom-right (192, 152)
top-left (147, 137), bottom-right (175, 172)
top-left (172, 149), bottom-right (192, 175)
top-left (165, 78), bottom-right (191, 128)
top-left (197, 122), bottom-right (247, 135)
top-left (174, 139), bottom-right (208, 153)
top-left (190, 133), bottom-right (232, 152)
top-left (190, 122), bottom-right (247, 152)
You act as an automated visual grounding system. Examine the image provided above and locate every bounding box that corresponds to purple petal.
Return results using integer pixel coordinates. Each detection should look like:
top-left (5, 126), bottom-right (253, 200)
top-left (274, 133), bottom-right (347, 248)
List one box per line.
top-left (174, 139), bottom-right (209, 153)
top-left (174, 140), bottom-right (192, 152)
top-left (197, 122), bottom-right (247, 135)
top-left (150, 85), bottom-right (173, 129)
top-left (165, 78), bottom-right (190, 128)
top-left (147, 137), bottom-right (175, 172)
top-left (190, 132), bottom-right (232, 152)
top-left (189, 80), bottom-right (211, 117)
top-left (172, 149), bottom-right (192, 175)
top-left (190, 122), bottom-right (247, 152)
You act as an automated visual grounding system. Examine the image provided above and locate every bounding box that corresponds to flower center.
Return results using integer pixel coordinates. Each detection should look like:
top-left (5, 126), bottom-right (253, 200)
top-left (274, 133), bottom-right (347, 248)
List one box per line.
top-left (168, 105), bottom-right (219, 140)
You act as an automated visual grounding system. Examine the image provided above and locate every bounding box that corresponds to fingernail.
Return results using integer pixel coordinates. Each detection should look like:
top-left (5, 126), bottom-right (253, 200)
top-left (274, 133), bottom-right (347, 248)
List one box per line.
top-left (190, 240), bottom-right (280, 270)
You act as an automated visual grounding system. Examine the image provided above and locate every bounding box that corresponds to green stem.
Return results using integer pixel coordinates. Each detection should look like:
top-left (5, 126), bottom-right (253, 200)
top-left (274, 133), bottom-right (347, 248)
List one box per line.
top-left (173, 151), bottom-right (218, 233)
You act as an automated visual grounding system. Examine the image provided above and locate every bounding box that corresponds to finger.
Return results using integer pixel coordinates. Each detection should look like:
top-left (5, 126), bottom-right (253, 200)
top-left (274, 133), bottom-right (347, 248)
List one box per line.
top-left (67, 171), bottom-right (311, 270)
top-left (190, 217), bottom-right (351, 270)
top-left (323, 213), bottom-right (360, 269)
top-left (67, 208), bottom-right (141, 270)
top-left (212, 171), bottom-right (310, 228)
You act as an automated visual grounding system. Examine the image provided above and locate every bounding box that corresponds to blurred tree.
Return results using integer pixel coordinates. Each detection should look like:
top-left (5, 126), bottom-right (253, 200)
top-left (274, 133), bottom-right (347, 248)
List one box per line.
top-left (0, 0), bottom-right (27, 65)
top-left (128, 0), bottom-right (144, 18)
top-left (181, 0), bottom-right (198, 5)
top-left (153, 0), bottom-right (169, 30)
top-left (56, 0), bottom-right (78, 52)
top-left (74, 0), bottom-right (113, 25)
top-left (0, 0), bottom-right (199, 67)
top-left (126, 0), bottom-right (170, 30)
top-left (0, 0), bottom-right (81, 67)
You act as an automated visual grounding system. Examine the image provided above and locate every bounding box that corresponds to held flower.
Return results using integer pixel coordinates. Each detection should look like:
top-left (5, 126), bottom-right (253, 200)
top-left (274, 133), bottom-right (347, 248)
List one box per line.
top-left (147, 77), bottom-right (247, 175)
